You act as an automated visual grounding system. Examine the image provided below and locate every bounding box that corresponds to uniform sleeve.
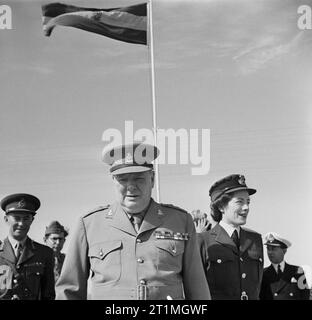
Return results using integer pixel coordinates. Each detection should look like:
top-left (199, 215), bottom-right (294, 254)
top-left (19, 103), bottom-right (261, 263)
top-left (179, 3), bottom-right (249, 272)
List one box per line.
top-left (41, 247), bottom-right (56, 300)
top-left (258, 234), bottom-right (264, 296)
top-left (182, 214), bottom-right (211, 300)
top-left (259, 272), bottom-right (271, 300)
top-left (197, 232), bottom-right (210, 278)
top-left (56, 217), bottom-right (90, 300)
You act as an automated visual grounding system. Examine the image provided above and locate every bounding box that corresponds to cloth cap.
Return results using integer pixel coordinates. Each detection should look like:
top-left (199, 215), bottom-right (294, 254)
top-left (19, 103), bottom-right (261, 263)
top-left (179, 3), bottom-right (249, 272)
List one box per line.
top-left (209, 174), bottom-right (256, 202)
top-left (102, 142), bottom-right (159, 175)
top-left (264, 232), bottom-right (291, 249)
top-left (45, 221), bottom-right (68, 237)
top-left (0, 193), bottom-right (40, 216)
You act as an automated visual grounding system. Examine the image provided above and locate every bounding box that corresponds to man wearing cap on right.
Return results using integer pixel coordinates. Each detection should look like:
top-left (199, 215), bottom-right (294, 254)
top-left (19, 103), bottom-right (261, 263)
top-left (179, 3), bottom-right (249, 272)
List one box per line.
top-left (260, 232), bottom-right (310, 300)
top-left (198, 174), bottom-right (263, 300)
top-left (56, 142), bottom-right (211, 300)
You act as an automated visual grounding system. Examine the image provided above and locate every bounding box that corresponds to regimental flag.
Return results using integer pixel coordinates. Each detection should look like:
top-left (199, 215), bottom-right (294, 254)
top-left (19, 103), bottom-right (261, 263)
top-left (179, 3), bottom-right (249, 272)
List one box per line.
top-left (41, 2), bottom-right (147, 45)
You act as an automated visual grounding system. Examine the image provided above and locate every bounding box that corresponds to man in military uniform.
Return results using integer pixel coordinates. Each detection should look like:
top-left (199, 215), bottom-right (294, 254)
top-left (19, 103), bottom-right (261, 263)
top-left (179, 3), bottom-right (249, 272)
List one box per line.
top-left (260, 232), bottom-right (310, 300)
top-left (56, 142), bottom-right (211, 300)
top-left (43, 221), bottom-right (68, 283)
top-left (0, 193), bottom-right (55, 300)
top-left (198, 174), bottom-right (263, 300)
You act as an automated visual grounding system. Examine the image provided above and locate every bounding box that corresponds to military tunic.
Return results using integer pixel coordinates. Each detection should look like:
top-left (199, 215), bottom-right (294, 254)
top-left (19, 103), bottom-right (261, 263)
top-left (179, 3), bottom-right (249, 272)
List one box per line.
top-left (56, 199), bottom-right (211, 300)
top-left (0, 237), bottom-right (55, 300)
top-left (260, 263), bottom-right (310, 300)
top-left (198, 223), bottom-right (263, 300)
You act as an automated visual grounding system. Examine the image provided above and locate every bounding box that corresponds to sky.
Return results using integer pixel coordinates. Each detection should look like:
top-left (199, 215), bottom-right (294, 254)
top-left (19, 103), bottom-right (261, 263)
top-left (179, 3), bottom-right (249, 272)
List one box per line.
top-left (0, 0), bottom-right (312, 271)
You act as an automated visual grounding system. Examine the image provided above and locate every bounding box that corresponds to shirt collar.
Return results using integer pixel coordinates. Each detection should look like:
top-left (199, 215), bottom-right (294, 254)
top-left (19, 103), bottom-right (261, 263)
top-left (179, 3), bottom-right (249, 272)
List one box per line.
top-left (8, 235), bottom-right (27, 249)
top-left (272, 260), bottom-right (285, 273)
top-left (124, 199), bottom-right (152, 220)
top-left (219, 220), bottom-right (240, 238)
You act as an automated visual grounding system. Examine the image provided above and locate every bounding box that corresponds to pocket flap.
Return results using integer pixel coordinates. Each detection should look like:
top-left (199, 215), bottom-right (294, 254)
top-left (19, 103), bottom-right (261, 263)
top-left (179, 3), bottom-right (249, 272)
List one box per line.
top-left (89, 240), bottom-right (122, 260)
top-left (155, 240), bottom-right (184, 256)
top-left (209, 250), bottom-right (235, 263)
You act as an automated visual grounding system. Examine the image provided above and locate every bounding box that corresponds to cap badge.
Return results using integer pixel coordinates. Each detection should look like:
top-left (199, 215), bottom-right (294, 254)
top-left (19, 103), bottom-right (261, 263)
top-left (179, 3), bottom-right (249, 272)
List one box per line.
top-left (238, 175), bottom-right (245, 185)
top-left (17, 199), bottom-right (26, 208)
top-left (267, 233), bottom-right (275, 242)
top-left (125, 153), bottom-right (133, 164)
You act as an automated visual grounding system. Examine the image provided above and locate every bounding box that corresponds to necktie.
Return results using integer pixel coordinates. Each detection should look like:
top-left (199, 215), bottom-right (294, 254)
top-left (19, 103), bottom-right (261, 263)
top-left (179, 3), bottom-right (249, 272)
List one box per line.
top-left (132, 215), bottom-right (142, 233)
top-left (231, 229), bottom-right (240, 248)
top-left (15, 243), bottom-right (23, 261)
top-left (277, 264), bottom-right (282, 280)
top-left (54, 255), bottom-right (61, 282)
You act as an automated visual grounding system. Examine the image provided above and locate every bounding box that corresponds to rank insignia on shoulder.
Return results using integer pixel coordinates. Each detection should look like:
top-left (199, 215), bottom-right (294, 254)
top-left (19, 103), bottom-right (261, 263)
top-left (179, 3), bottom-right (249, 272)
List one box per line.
top-left (155, 231), bottom-right (189, 241)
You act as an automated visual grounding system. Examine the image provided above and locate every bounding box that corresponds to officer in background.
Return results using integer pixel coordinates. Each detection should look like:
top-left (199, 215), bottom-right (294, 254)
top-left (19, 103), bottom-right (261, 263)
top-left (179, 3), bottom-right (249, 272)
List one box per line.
top-left (260, 232), bottom-right (310, 300)
top-left (56, 142), bottom-right (211, 300)
top-left (0, 193), bottom-right (55, 300)
top-left (43, 221), bottom-right (68, 283)
top-left (198, 174), bottom-right (263, 300)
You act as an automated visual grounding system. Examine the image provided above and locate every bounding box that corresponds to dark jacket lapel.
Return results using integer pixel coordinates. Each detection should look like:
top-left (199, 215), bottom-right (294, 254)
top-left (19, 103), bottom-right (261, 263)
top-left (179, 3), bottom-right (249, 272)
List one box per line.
top-left (213, 224), bottom-right (238, 253)
top-left (239, 228), bottom-right (253, 255)
top-left (17, 237), bottom-right (35, 265)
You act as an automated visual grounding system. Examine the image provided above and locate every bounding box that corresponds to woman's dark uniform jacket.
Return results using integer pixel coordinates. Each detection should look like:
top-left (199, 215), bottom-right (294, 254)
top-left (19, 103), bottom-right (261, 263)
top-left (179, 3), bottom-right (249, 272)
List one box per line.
top-left (0, 237), bottom-right (55, 300)
top-left (260, 263), bottom-right (310, 300)
top-left (198, 223), bottom-right (264, 300)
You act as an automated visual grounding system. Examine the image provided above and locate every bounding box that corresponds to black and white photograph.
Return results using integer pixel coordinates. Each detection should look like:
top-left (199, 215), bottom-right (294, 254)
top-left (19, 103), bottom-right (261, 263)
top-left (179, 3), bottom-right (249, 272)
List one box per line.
top-left (0, 0), bottom-right (311, 304)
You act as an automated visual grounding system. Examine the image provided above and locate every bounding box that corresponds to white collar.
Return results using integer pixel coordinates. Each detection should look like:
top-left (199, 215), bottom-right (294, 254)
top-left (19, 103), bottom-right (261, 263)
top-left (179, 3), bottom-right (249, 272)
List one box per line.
top-left (220, 220), bottom-right (240, 238)
top-left (272, 260), bottom-right (285, 273)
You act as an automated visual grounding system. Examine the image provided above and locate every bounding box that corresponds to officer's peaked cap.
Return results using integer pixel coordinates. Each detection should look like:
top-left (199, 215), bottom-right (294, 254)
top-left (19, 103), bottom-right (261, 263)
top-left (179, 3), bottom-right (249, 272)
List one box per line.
top-left (102, 142), bottom-right (159, 175)
top-left (209, 174), bottom-right (256, 202)
top-left (1, 193), bottom-right (40, 216)
top-left (264, 232), bottom-right (291, 249)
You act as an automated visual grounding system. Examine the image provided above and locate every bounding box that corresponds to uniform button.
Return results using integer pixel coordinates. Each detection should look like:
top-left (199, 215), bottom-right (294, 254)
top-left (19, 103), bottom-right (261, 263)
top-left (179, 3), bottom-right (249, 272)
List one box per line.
top-left (217, 259), bottom-right (222, 263)
top-left (136, 239), bottom-right (142, 243)
top-left (36, 272), bottom-right (40, 275)
top-left (274, 293), bottom-right (278, 297)
top-left (13, 279), bottom-right (18, 284)
top-left (240, 257), bottom-right (243, 262)
top-left (140, 280), bottom-right (146, 285)
top-left (242, 273), bottom-right (246, 279)
top-left (137, 258), bottom-right (144, 263)
top-left (289, 293), bottom-right (293, 297)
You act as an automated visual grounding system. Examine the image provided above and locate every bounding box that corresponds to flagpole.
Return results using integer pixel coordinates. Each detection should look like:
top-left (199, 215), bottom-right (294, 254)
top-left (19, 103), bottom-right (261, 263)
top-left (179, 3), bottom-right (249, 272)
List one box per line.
top-left (147, 0), bottom-right (160, 203)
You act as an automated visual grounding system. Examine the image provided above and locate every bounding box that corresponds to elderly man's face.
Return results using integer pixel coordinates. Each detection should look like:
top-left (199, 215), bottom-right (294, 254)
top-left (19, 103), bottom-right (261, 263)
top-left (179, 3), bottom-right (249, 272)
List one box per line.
top-left (113, 171), bottom-right (154, 214)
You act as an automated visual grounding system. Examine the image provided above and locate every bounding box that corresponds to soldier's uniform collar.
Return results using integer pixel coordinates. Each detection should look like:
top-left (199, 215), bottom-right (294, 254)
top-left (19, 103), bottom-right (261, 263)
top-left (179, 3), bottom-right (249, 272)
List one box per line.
top-left (7, 235), bottom-right (27, 250)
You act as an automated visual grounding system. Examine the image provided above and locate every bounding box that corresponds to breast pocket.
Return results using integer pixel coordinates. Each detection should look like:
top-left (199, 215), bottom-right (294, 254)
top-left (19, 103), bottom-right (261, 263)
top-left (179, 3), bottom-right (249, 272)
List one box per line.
top-left (208, 250), bottom-right (236, 290)
top-left (88, 240), bottom-right (122, 284)
top-left (155, 240), bottom-right (185, 272)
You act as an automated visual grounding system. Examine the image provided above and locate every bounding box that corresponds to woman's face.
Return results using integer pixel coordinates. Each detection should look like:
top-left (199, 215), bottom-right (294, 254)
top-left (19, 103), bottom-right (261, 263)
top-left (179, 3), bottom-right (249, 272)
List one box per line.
top-left (221, 190), bottom-right (250, 227)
